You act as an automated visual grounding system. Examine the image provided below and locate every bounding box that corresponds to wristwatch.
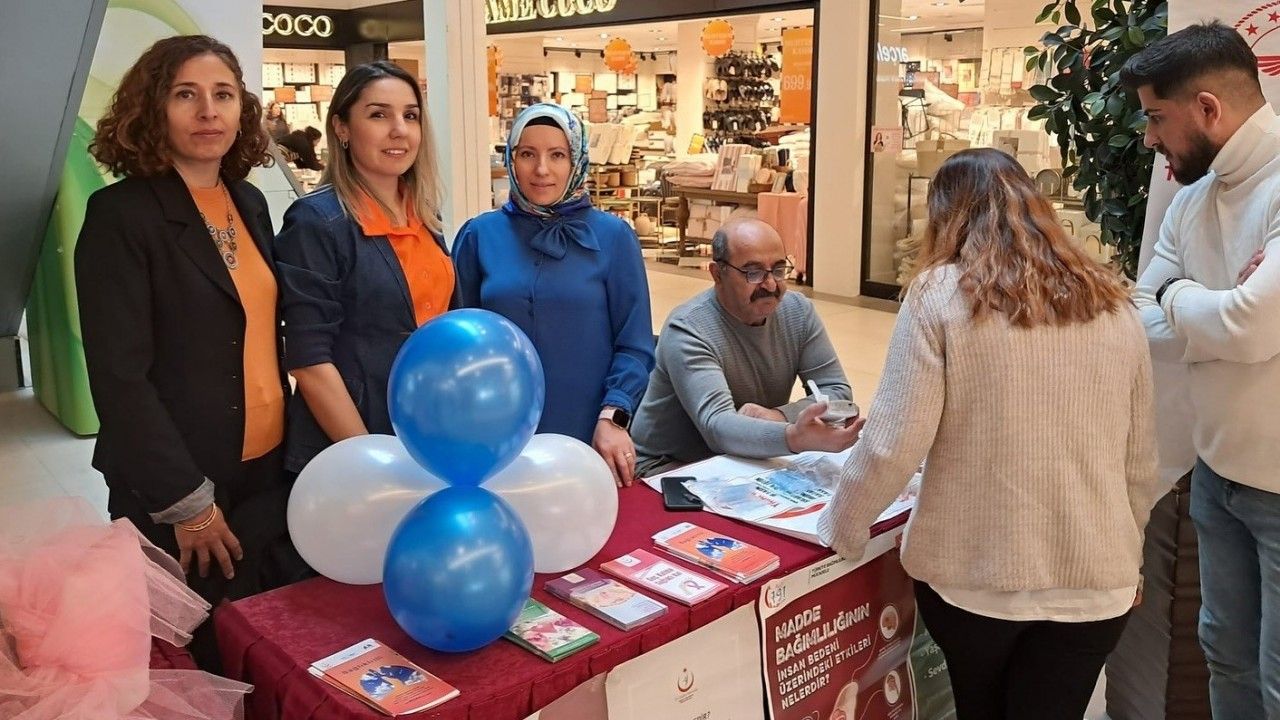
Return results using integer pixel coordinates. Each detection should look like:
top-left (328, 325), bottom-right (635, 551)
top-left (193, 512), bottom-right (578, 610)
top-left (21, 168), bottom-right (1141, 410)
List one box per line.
top-left (598, 406), bottom-right (632, 430)
top-left (1155, 276), bottom-right (1182, 305)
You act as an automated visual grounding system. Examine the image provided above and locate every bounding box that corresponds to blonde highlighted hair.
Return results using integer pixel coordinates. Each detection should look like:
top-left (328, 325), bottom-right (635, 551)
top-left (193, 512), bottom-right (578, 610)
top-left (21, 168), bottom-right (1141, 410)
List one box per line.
top-left (322, 61), bottom-right (442, 235)
top-left (910, 148), bottom-right (1129, 328)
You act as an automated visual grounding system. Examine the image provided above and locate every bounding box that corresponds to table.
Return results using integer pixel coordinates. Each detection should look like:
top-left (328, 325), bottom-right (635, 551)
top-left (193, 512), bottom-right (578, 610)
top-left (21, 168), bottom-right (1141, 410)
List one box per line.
top-left (669, 187), bottom-right (762, 264)
top-left (215, 484), bottom-right (846, 720)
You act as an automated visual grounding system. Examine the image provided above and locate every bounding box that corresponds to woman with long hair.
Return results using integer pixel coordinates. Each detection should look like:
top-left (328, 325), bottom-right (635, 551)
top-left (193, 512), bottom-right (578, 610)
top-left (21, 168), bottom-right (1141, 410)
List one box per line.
top-left (274, 61), bottom-right (457, 474)
top-left (818, 148), bottom-right (1158, 719)
top-left (75, 35), bottom-right (304, 665)
top-left (453, 103), bottom-right (655, 487)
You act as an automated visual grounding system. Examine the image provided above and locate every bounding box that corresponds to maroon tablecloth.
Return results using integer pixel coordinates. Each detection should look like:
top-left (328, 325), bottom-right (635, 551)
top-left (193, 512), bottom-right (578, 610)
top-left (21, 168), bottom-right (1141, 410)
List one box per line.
top-left (215, 486), bottom-right (899, 720)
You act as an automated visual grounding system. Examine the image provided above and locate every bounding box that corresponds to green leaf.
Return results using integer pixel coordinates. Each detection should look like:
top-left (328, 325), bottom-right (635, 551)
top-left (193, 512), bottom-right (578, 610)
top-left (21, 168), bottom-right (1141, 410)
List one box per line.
top-left (1043, 32), bottom-right (1067, 46)
top-left (1036, 3), bottom-right (1057, 23)
top-left (1065, 3), bottom-right (1081, 26)
top-left (1030, 84), bottom-right (1060, 102)
top-left (1108, 133), bottom-right (1132, 147)
top-left (1126, 26), bottom-right (1145, 47)
top-left (1052, 10), bottom-right (1061, 23)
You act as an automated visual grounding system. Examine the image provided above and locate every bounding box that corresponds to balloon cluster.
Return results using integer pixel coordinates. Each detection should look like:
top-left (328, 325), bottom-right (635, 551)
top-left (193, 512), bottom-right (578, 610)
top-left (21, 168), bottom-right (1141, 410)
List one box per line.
top-left (287, 310), bottom-right (619, 652)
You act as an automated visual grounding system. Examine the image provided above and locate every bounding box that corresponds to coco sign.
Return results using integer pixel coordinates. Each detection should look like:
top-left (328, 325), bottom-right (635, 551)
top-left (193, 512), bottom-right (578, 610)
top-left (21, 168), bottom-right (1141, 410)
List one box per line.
top-left (262, 11), bottom-right (335, 38)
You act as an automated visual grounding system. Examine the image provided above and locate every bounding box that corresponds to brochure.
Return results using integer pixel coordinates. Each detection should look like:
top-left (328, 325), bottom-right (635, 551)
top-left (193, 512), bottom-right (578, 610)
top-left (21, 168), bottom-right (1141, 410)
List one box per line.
top-left (545, 568), bottom-right (668, 630)
top-left (309, 638), bottom-right (459, 716)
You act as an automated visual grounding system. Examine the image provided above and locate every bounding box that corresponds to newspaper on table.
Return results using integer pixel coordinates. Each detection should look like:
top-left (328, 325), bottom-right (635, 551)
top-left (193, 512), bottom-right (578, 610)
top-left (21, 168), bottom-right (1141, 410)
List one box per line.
top-left (645, 450), bottom-right (919, 547)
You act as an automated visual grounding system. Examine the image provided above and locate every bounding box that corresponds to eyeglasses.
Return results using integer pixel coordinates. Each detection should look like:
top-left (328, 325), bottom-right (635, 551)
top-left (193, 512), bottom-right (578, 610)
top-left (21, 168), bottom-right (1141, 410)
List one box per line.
top-left (719, 261), bottom-right (793, 284)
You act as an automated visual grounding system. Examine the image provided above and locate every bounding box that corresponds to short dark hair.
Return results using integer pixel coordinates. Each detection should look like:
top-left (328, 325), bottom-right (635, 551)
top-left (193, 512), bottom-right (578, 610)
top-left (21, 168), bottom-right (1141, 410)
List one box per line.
top-left (90, 35), bottom-right (271, 180)
top-left (1120, 21), bottom-right (1260, 100)
top-left (304, 126), bottom-right (322, 142)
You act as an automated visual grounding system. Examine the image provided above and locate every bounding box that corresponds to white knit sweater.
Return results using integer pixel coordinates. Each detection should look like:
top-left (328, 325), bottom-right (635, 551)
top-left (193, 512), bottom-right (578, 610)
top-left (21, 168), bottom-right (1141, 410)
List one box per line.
top-left (1136, 104), bottom-right (1280, 494)
top-left (819, 266), bottom-right (1159, 591)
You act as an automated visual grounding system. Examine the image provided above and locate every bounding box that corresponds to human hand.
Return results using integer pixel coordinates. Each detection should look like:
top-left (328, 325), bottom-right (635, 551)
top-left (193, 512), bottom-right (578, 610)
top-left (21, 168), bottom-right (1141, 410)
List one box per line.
top-left (593, 420), bottom-right (636, 488)
top-left (174, 504), bottom-right (243, 579)
top-left (785, 402), bottom-right (866, 454)
top-left (1238, 249), bottom-right (1265, 285)
top-left (738, 402), bottom-right (786, 421)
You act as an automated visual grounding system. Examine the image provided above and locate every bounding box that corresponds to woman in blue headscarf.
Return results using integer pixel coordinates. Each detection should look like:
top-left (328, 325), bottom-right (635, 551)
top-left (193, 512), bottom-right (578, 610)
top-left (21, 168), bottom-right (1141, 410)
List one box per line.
top-left (454, 104), bottom-right (655, 487)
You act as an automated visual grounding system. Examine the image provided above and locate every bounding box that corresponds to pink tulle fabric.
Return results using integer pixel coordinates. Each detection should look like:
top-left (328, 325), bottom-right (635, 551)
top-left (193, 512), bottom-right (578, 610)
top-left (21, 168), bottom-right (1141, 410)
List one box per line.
top-left (0, 497), bottom-right (252, 719)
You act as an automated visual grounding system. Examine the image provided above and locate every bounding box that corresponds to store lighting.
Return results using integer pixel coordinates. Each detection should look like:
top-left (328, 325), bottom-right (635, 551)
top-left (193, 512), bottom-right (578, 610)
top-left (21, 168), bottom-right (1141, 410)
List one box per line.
top-left (599, 32), bottom-right (608, 39)
top-left (554, 36), bottom-right (563, 41)
top-left (656, 36), bottom-right (667, 41)
top-left (771, 16), bottom-right (783, 21)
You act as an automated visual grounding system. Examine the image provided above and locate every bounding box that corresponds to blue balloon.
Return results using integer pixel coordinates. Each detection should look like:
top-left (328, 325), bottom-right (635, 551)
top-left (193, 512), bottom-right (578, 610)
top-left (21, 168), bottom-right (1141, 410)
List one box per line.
top-left (383, 486), bottom-right (534, 652)
top-left (388, 309), bottom-right (544, 486)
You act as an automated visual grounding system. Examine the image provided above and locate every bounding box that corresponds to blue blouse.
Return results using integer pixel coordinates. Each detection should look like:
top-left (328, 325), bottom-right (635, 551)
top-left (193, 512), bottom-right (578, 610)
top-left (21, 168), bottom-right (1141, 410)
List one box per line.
top-left (453, 204), bottom-right (655, 444)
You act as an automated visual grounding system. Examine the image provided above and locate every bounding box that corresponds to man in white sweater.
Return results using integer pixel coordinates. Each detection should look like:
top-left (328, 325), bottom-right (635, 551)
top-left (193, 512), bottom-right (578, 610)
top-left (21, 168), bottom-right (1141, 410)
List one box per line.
top-left (1125, 22), bottom-right (1280, 719)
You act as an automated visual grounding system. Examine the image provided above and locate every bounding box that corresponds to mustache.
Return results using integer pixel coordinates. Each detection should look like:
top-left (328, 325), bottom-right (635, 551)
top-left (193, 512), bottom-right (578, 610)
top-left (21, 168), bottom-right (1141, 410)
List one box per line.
top-left (751, 287), bottom-right (782, 301)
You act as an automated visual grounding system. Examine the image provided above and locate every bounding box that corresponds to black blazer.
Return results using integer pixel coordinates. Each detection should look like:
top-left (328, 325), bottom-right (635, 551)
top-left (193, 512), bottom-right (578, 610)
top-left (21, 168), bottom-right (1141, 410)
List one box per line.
top-left (75, 171), bottom-right (287, 517)
top-left (273, 185), bottom-right (462, 473)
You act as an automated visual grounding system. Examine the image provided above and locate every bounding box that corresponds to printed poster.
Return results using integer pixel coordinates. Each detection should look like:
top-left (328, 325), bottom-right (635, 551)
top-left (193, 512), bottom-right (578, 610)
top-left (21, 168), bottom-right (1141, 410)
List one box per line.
top-left (758, 531), bottom-right (955, 720)
top-left (781, 27), bottom-right (814, 124)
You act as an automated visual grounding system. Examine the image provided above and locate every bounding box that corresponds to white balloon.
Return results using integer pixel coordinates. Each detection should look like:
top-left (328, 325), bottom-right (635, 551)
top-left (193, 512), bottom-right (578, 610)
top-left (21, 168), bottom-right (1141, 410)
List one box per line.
top-left (288, 434), bottom-right (445, 585)
top-left (485, 434), bottom-right (619, 574)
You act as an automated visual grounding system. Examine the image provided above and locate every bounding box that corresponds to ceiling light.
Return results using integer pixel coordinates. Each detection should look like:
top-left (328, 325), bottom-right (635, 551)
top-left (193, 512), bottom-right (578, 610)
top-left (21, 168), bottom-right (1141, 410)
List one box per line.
top-left (599, 32), bottom-right (608, 39)
top-left (554, 36), bottom-right (563, 41)
top-left (771, 16), bottom-right (784, 21)
top-left (908, 15), bottom-right (919, 20)
top-left (656, 36), bottom-right (666, 41)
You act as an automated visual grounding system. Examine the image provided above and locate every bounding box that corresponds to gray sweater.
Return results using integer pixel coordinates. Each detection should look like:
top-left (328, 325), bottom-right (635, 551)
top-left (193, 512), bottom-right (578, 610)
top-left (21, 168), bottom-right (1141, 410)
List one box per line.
top-left (632, 289), bottom-right (851, 468)
top-left (819, 266), bottom-right (1158, 591)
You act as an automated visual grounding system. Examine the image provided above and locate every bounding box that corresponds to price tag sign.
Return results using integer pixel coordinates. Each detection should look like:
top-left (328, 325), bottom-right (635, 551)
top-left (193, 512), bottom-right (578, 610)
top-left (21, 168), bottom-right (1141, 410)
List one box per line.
top-left (780, 27), bottom-right (814, 124)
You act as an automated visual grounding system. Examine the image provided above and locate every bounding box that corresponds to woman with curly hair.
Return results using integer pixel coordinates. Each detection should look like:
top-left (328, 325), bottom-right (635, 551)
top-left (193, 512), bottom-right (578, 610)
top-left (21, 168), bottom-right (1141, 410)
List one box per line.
top-left (74, 35), bottom-right (306, 631)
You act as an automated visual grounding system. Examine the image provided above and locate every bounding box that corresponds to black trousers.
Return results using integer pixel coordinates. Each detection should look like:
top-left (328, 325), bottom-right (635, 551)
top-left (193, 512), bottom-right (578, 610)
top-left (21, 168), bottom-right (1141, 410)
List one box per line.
top-left (914, 581), bottom-right (1129, 720)
top-left (108, 445), bottom-right (314, 671)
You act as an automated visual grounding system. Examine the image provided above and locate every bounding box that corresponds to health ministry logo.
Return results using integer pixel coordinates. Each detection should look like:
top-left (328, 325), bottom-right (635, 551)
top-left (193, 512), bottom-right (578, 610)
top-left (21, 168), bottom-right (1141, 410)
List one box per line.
top-left (677, 667), bottom-right (695, 693)
top-left (1237, 2), bottom-right (1280, 75)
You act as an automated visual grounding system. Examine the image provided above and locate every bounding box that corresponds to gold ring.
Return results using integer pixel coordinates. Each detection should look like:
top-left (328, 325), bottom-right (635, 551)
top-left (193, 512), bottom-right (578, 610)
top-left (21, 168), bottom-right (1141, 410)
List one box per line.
top-left (624, 452), bottom-right (634, 458)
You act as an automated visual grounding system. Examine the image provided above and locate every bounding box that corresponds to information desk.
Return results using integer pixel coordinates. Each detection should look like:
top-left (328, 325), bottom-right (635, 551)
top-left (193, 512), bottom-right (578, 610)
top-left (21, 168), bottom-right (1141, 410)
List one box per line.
top-left (216, 485), bottom-right (909, 720)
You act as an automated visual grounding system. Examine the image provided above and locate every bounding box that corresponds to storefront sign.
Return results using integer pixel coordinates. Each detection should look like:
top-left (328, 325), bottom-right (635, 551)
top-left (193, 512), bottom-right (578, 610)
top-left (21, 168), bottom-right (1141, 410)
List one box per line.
top-left (876, 43), bottom-right (910, 63)
top-left (486, 0), bottom-right (620, 25)
top-left (759, 544), bottom-right (956, 720)
top-left (262, 11), bottom-right (335, 38)
top-left (603, 37), bottom-right (634, 72)
top-left (780, 27), bottom-right (814, 124)
top-left (701, 18), bottom-right (735, 58)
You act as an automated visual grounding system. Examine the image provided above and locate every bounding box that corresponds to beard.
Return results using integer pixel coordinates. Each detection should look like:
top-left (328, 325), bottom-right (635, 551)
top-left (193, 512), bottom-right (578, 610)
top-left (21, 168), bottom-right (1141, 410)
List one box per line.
top-left (1164, 130), bottom-right (1220, 186)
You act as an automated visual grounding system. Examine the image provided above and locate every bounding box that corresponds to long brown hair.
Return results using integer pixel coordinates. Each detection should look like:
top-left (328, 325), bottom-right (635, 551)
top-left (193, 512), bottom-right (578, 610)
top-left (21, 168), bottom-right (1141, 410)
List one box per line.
top-left (322, 61), bottom-right (443, 236)
top-left (911, 148), bottom-right (1129, 328)
top-left (90, 35), bottom-right (270, 180)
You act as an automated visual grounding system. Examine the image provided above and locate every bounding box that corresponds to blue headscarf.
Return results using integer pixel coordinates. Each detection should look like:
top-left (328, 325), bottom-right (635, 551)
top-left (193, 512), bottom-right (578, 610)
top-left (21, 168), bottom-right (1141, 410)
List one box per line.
top-left (504, 103), bottom-right (596, 259)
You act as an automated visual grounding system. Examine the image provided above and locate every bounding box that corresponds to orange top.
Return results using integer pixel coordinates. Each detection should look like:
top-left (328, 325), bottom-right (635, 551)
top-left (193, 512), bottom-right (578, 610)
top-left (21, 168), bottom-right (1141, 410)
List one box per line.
top-left (189, 183), bottom-right (285, 461)
top-left (355, 193), bottom-right (454, 326)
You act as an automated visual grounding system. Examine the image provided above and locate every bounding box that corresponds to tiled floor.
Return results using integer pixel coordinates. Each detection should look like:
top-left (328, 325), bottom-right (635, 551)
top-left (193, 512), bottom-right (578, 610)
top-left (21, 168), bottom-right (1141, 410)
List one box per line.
top-left (0, 261), bottom-right (1107, 718)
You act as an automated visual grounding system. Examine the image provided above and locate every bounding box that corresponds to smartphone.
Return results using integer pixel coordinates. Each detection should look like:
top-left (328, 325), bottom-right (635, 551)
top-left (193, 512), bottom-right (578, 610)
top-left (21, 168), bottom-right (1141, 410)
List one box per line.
top-left (661, 476), bottom-right (703, 512)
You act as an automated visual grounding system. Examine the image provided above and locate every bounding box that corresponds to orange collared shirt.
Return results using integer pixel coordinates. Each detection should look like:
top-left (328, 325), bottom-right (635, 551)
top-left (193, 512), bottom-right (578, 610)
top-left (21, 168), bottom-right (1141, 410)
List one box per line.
top-left (355, 193), bottom-right (454, 326)
top-left (189, 183), bottom-right (285, 461)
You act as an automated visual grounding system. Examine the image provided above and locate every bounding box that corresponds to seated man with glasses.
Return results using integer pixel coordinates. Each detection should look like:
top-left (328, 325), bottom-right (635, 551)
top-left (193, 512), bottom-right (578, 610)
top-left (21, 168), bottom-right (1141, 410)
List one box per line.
top-left (631, 218), bottom-right (863, 476)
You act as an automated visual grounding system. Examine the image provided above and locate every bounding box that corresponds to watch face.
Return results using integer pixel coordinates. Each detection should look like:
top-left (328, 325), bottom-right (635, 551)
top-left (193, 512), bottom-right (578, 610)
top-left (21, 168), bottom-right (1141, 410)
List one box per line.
top-left (614, 408), bottom-right (632, 429)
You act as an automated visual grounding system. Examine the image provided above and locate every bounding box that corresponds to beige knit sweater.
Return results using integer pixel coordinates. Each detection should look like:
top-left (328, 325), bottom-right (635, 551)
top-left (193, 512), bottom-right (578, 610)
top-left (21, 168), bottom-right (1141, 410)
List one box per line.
top-left (818, 266), bottom-right (1159, 591)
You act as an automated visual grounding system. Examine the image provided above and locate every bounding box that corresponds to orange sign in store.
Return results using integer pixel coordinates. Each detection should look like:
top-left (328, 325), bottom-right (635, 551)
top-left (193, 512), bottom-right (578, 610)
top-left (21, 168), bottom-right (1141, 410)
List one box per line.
top-left (487, 45), bottom-right (502, 117)
top-left (701, 19), bottom-right (734, 58)
top-left (780, 27), bottom-right (814, 124)
top-left (604, 37), bottom-right (634, 72)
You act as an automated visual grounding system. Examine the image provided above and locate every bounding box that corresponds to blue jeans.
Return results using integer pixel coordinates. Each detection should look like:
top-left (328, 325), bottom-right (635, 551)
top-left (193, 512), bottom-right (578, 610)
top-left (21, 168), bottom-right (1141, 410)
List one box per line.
top-left (1191, 459), bottom-right (1280, 719)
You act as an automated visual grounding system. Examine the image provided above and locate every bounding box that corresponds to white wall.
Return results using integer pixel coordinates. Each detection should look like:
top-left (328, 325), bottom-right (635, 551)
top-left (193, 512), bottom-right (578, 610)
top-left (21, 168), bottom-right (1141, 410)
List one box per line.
top-left (810, 0), bottom-right (870, 298)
